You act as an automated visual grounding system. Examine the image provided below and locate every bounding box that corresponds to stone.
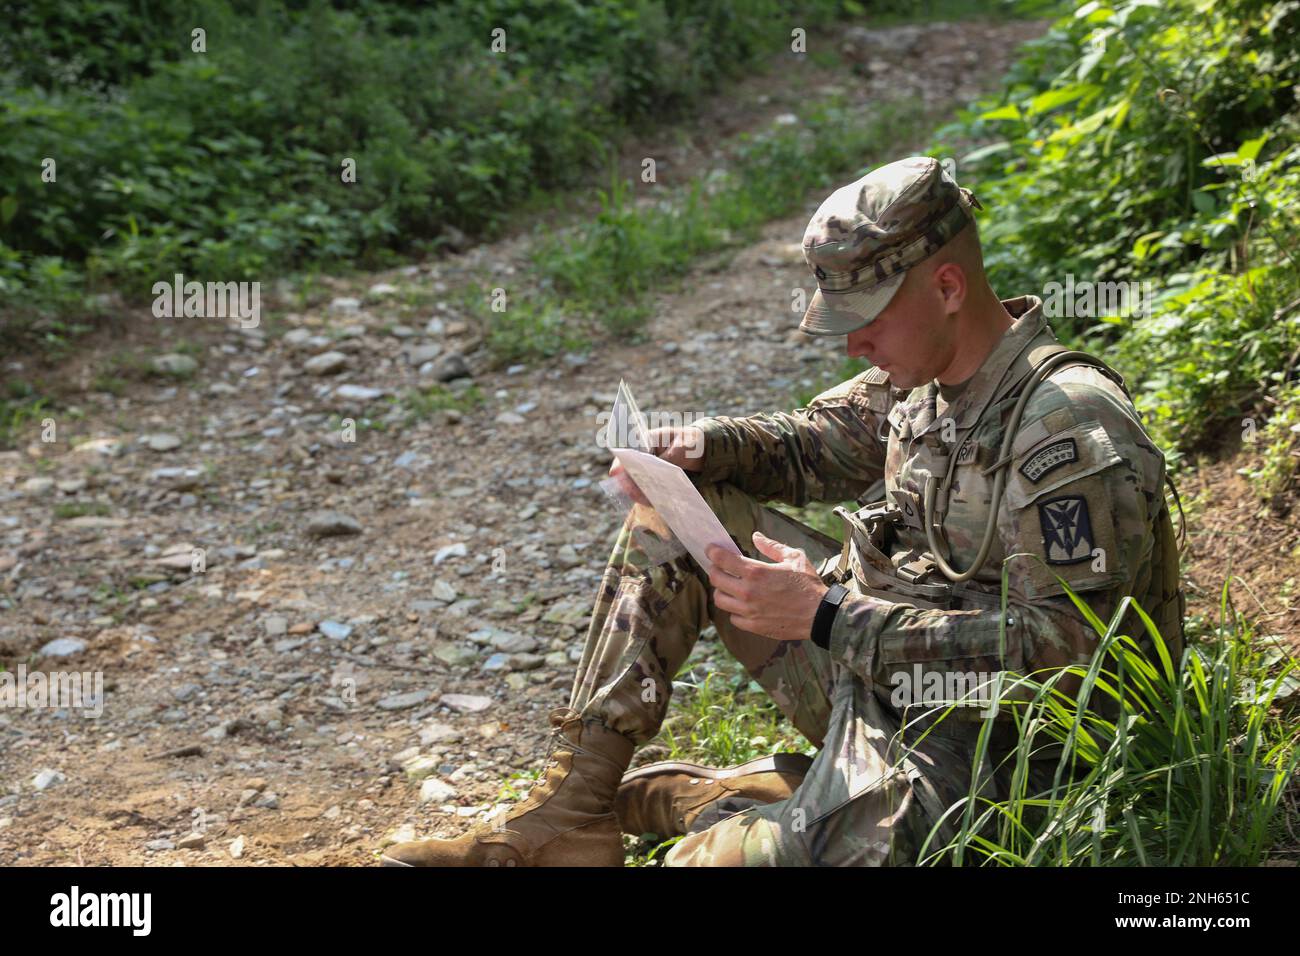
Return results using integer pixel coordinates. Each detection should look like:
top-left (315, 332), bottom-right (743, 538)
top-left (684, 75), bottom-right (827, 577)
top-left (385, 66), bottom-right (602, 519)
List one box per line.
top-left (432, 644), bottom-right (477, 668)
top-left (264, 615), bottom-right (288, 636)
top-left (431, 353), bottom-right (470, 382)
top-left (418, 721), bottom-right (461, 746)
top-left (419, 778), bottom-right (458, 805)
top-left (317, 620), bottom-right (353, 640)
top-left (229, 835), bottom-right (246, 859)
top-left (153, 354), bottom-right (198, 376)
top-left (407, 344), bottom-right (443, 366)
top-left (33, 768), bottom-right (65, 791)
top-left (304, 351), bottom-right (348, 376)
top-left (144, 433), bottom-right (182, 452)
top-left (403, 755), bottom-right (441, 782)
top-left (328, 297), bottom-right (361, 314)
top-left (468, 626), bottom-right (537, 654)
top-left (383, 824), bottom-right (417, 847)
top-left (377, 690), bottom-right (432, 711)
top-left (38, 638), bottom-right (86, 658)
top-left (335, 384), bottom-right (384, 401)
top-left (177, 832), bottom-right (205, 850)
top-left (440, 693), bottom-right (492, 714)
top-left (433, 542), bottom-right (467, 564)
top-left (306, 511), bottom-right (362, 537)
top-left (20, 478), bottom-right (55, 496)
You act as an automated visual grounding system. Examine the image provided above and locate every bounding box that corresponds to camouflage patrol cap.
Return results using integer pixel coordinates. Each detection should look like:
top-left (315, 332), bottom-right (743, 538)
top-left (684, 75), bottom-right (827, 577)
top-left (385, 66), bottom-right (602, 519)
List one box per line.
top-left (799, 156), bottom-right (983, 336)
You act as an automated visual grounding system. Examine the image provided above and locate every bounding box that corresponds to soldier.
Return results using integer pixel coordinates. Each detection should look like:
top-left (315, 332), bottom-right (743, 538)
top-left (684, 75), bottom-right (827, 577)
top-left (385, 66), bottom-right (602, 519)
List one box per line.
top-left (382, 155), bottom-right (1184, 867)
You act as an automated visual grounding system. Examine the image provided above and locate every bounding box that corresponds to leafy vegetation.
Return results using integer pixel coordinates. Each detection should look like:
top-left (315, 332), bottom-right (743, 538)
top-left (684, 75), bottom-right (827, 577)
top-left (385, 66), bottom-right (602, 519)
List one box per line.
top-left (928, 0), bottom-right (1300, 480)
top-left (2, 0), bottom-right (858, 340)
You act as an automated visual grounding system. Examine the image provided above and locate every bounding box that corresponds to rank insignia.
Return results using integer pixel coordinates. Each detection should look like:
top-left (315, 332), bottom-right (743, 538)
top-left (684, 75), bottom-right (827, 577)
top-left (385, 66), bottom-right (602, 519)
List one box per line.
top-left (1039, 495), bottom-right (1094, 564)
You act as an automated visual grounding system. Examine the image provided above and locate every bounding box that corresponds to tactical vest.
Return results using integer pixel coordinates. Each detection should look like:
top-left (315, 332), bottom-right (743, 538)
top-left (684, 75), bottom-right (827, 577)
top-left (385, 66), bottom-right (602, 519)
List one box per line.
top-left (822, 342), bottom-right (1186, 671)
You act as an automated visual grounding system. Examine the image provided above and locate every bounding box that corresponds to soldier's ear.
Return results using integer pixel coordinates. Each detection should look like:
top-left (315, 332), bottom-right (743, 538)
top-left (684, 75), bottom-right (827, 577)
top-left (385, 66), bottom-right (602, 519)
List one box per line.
top-left (932, 261), bottom-right (966, 314)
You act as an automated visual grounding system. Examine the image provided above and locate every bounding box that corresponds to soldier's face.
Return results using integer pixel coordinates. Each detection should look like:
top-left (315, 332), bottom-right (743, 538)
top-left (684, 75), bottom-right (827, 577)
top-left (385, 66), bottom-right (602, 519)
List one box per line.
top-left (845, 270), bottom-right (955, 389)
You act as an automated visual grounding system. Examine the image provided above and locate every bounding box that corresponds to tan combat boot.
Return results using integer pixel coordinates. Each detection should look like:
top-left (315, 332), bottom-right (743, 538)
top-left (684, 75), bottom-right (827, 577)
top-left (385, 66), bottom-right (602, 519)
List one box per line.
top-left (615, 752), bottom-right (813, 839)
top-left (381, 707), bottom-right (634, 867)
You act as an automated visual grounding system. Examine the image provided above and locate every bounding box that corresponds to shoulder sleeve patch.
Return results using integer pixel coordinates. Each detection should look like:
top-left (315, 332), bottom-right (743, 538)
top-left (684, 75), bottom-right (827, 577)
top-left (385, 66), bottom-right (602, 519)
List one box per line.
top-left (1005, 420), bottom-right (1122, 511)
top-left (1019, 437), bottom-right (1077, 483)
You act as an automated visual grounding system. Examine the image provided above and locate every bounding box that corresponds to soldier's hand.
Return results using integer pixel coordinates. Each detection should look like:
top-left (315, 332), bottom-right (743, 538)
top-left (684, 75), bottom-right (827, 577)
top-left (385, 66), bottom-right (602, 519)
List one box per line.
top-left (608, 425), bottom-right (706, 507)
top-left (705, 532), bottom-right (829, 641)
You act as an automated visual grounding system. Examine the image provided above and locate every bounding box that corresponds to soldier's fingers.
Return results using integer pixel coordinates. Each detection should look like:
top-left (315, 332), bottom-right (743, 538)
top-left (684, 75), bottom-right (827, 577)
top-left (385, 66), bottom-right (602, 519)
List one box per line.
top-left (705, 546), bottom-right (748, 576)
top-left (711, 588), bottom-right (750, 616)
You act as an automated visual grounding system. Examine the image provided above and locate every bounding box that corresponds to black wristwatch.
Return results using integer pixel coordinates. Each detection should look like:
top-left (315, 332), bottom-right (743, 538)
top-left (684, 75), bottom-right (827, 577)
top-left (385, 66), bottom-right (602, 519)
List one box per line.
top-left (810, 583), bottom-right (849, 650)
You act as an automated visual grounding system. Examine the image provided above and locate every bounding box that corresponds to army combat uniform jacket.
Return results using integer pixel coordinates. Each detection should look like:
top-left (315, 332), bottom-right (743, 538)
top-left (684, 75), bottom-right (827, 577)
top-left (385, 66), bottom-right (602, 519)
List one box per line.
top-left (691, 294), bottom-right (1185, 724)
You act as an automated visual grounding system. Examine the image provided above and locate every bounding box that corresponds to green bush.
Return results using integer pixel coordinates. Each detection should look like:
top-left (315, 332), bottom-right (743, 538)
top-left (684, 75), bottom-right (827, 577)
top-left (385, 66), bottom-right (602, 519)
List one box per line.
top-left (930, 0), bottom-right (1300, 463)
top-left (0, 0), bottom-right (851, 330)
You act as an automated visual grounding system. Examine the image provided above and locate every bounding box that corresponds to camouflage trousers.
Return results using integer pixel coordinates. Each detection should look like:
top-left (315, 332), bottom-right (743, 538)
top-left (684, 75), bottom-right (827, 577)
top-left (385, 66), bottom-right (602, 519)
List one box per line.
top-left (571, 480), bottom-right (1028, 867)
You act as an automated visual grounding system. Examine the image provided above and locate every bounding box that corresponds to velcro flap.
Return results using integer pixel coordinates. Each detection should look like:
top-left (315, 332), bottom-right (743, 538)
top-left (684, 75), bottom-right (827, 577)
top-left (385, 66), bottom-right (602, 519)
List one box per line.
top-left (1004, 420), bottom-right (1121, 511)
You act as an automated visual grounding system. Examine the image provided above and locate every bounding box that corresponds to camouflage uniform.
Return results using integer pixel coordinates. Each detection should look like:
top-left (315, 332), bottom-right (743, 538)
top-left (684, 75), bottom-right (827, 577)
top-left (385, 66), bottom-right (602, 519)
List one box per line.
top-left (569, 293), bottom-right (1183, 866)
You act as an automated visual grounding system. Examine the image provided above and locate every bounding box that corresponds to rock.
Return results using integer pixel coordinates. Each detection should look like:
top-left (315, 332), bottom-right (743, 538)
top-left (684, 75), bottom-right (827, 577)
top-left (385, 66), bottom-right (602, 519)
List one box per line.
top-left (304, 351), bottom-right (349, 376)
top-left (407, 344), bottom-right (443, 366)
top-left (367, 283), bottom-right (398, 299)
top-left (504, 673), bottom-right (529, 691)
top-left (328, 297), bottom-right (361, 314)
top-left (494, 411), bottom-right (526, 425)
top-left (482, 652), bottom-right (511, 673)
top-left (150, 466), bottom-right (203, 490)
top-left (264, 615), bottom-right (288, 636)
top-left (433, 542), bottom-right (467, 564)
top-left (145, 838), bottom-right (175, 852)
top-left (306, 511), bottom-right (362, 537)
top-left (432, 644), bottom-right (477, 668)
top-left (335, 384), bottom-right (384, 401)
top-left (253, 792), bottom-right (280, 809)
top-left (418, 721), bottom-right (462, 746)
top-left (156, 552), bottom-right (200, 571)
top-left (20, 477), bottom-right (55, 496)
top-left (431, 579), bottom-right (458, 603)
top-left (71, 437), bottom-right (123, 458)
top-left (383, 824), bottom-right (417, 847)
top-left (229, 835), bottom-right (246, 859)
top-left (509, 653), bottom-right (545, 671)
top-left (177, 832), bottom-right (205, 850)
top-left (153, 354), bottom-right (198, 376)
top-left (431, 353), bottom-right (470, 382)
top-left (440, 693), bottom-right (493, 714)
top-left (468, 626), bottom-right (537, 654)
top-left (33, 768), bottom-right (65, 791)
top-left (38, 637), bottom-right (86, 658)
top-left (283, 328), bottom-right (313, 348)
top-left (317, 620), bottom-right (353, 640)
top-left (420, 778), bottom-right (458, 805)
top-left (403, 755), bottom-right (441, 782)
top-left (377, 690), bottom-right (432, 711)
top-left (144, 433), bottom-right (182, 452)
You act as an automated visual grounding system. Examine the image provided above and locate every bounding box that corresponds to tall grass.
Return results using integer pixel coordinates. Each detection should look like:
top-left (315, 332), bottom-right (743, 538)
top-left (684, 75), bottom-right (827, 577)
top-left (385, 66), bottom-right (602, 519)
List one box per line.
top-left (914, 579), bottom-right (1299, 866)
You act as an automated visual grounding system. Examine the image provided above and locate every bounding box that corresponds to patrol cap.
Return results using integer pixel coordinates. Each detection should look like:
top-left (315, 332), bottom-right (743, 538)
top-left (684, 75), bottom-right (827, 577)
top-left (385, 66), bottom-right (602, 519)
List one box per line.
top-left (799, 156), bottom-right (983, 336)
